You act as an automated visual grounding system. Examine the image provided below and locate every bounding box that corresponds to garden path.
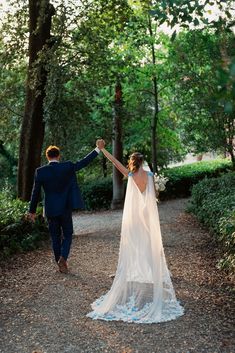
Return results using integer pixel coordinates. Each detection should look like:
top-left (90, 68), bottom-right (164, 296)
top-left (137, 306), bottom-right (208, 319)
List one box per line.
top-left (0, 199), bottom-right (234, 353)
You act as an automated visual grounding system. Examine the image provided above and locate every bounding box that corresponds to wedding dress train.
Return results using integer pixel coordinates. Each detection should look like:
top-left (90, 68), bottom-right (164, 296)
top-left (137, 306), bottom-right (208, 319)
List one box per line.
top-left (87, 172), bottom-right (184, 323)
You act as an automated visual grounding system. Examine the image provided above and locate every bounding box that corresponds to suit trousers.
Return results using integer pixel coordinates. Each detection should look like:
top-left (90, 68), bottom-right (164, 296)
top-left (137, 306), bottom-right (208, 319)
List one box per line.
top-left (47, 210), bottom-right (73, 262)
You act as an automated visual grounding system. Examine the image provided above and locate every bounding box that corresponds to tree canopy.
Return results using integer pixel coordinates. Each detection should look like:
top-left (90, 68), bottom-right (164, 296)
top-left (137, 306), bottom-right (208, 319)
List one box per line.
top-left (0, 0), bottom-right (234, 196)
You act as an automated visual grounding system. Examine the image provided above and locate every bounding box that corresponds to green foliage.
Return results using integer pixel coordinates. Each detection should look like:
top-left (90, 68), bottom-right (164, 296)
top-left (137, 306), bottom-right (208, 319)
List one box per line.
top-left (80, 158), bottom-right (233, 212)
top-left (0, 187), bottom-right (48, 259)
top-left (162, 158), bottom-right (232, 198)
top-left (0, 159), bottom-right (17, 191)
top-left (80, 177), bottom-right (114, 210)
top-left (1, 0), bottom-right (234, 190)
top-left (167, 30), bottom-right (235, 164)
top-left (218, 212), bottom-right (235, 271)
top-left (188, 172), bottom-right (235, 272)
top-left (150, 0), bottom-right (233, 32)
top-left (0, 186), bottom-right (28, 225)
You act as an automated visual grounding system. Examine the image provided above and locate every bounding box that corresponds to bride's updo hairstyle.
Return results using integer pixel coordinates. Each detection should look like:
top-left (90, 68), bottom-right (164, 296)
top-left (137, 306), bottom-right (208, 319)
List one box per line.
top-left (128, 152), bottom-right (144, 173)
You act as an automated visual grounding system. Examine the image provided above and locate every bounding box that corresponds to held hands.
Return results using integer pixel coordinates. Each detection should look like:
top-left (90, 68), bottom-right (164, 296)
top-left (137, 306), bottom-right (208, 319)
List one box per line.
top-left (96, 139), bottom-right (105, 150)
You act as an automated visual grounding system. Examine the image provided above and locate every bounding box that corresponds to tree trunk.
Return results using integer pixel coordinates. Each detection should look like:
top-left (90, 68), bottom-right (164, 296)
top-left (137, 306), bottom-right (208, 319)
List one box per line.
top-left (151, 75), bottom-right (159, 173)
top-left (228, 136), bottom-right (235, 170)
top-left (17, 0), bottom-right (55, 200)
top-left (148, 15), bottom-right (159, 173)
top-left (231, 152), bottom-right (235, 170)
top-left (111, 82), bottom-right (124, 209)
top-left (102, 155), bottom-right (108, 177)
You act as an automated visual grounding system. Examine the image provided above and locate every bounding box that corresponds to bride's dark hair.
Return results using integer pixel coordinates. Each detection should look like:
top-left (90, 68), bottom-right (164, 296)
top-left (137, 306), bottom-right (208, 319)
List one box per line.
top-left (128, 152), bottom-right (144, 173)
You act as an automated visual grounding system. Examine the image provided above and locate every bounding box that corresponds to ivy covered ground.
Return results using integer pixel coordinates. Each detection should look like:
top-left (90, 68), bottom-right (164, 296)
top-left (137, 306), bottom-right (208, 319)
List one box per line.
top-left (0, 199), bottom-right (234, 353)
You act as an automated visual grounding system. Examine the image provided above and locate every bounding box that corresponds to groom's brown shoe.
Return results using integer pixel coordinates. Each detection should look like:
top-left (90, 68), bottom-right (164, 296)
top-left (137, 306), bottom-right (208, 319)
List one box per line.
top-left (58, 256), bottom-right (68, 274)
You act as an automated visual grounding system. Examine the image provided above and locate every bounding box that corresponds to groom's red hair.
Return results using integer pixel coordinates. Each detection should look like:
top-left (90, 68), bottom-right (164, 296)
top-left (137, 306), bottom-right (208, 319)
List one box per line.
top-left (46, 145), bottom-right (60, 159)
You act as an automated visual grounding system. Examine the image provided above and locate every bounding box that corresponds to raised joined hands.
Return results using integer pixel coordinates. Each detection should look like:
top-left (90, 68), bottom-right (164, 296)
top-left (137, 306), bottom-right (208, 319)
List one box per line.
top-left (96, 139), bottom-right (105, 150)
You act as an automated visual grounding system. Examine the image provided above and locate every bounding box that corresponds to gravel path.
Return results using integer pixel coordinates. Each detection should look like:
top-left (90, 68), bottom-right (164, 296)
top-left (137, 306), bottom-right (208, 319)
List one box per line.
top-left (0, 199), bottom-right (234, 353)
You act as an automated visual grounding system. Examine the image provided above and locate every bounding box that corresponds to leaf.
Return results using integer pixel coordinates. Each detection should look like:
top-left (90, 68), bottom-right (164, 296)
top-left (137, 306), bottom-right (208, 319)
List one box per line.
top-left (193, 18), bottom-right (200, 26)
top-left (171, 30), bottom-right (177, 42)
top-left (224, 101), bottom-right (233, 114)
top-left (148, 10), bottom-right (158, 17)
top-left (225, 10), bottom-right (232, 19)
top-left (230, 63), bottom-right (235, 77)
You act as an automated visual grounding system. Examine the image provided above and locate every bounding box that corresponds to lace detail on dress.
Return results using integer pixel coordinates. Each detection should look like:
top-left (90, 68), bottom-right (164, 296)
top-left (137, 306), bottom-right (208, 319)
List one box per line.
top-left (87, 295), bottom-right (184, 324)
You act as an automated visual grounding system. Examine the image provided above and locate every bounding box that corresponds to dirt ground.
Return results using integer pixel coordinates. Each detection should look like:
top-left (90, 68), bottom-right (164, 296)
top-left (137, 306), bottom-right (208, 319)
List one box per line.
top-left (0, 198), bottom-right (234, 353)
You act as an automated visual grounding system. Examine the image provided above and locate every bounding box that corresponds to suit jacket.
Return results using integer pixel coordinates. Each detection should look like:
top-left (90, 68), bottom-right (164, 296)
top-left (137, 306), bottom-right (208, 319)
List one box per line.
top-left (29, 149), bottom-right (98, 217)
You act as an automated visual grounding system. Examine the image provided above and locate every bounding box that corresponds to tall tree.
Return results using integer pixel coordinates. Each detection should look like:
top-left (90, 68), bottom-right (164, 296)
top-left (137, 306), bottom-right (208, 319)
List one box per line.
top-left (111, 81), bottom-right (124, 209)
top-left (147, 13), bottom-right (159, 172)
top-left (18, 0), bottom-right (55, 200)
top-left (167, 30), bottom-right (235, 168)
top-left (43, 0), bottom-right (133, 208)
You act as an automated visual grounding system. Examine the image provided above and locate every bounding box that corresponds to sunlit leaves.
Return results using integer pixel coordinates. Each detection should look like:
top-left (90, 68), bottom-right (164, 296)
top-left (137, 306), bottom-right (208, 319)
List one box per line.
top-left (149, 0), bottom-right (233, 32)
top-left (167, 30), bottom-right (235, 160)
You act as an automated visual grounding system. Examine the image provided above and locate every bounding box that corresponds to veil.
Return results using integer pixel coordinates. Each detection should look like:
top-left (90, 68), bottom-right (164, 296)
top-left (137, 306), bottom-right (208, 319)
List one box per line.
top-left (143, 161), bottom-right (151, 172)
top-left (87, 172), bottom-right (184, 323)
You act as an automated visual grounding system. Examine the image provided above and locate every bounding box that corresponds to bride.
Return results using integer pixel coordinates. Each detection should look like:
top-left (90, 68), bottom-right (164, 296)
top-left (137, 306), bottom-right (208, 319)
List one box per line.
top-left (87, 149), bottom-right (184, 323)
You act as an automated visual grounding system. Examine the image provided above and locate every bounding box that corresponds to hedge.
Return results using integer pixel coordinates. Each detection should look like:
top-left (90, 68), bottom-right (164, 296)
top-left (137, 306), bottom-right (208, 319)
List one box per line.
top-left (0, 187), bottom-right (48, 259)
top-left (80, 159), bottom-right (233, 209)
top-left (188, 172), bottom-right (235, 272)
top-left (161, 158), bottom-right (232, 199)
top-left (80, 177), bottom-right (114, 210)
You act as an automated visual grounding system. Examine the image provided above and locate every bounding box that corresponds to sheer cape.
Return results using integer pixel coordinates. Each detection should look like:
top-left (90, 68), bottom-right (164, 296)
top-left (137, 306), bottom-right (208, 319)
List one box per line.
top-left (87, 172), bottom-right (184, 323)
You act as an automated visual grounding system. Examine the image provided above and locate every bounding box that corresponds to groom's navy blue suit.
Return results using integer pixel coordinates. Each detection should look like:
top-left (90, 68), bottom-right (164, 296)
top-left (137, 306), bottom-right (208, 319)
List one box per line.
top-left (29, 149), bottom-right (99, 262)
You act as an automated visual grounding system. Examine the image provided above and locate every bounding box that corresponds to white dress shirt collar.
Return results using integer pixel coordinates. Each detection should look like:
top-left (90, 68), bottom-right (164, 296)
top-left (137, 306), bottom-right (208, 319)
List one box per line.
top-left (48, 159), bottom-right (59, 163)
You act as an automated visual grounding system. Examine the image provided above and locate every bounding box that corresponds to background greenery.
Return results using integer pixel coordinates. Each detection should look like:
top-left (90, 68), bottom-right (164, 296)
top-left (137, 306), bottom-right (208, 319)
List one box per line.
top-left (188, 172), bottom-right (235, 272)
top-left (161, 158), bottom-right (233, 199)
top-left (0, 1), bottom-right (234, 186)
top-left (0, 186), bottom-right (48, 260)
top-left (0, 1), bottom-right (234, 271)
top-left (79, 159), bottom-right (233, 208)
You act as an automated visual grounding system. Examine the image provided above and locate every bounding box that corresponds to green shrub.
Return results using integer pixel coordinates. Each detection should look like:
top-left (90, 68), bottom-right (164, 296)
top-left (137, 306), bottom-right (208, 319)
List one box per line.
top-left (188, 172), bottom-right (235, 272)
top-left (0, 186), bottom-right (28, 226)
top-left (218, 212), bottom-right (235, 271)
top-left (79, 159), bottom-right (233, 209)
top-left (0, 186), bottom-right (48, 259)
top-left (80, 177), bottom-right (114, 210)
top-left (161, 158), bottom-right (232, 199)
top-left (0, 157), bottom-right (17, 191)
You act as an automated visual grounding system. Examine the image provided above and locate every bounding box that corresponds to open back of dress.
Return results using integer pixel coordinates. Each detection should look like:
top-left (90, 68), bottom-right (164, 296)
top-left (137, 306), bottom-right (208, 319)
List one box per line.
top-left (87, 172), bottom-right (184, 323)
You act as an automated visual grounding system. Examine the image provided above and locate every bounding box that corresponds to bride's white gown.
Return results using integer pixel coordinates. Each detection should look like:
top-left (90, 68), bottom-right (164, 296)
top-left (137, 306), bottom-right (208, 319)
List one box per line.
top-left (87, 172), bottom-right (184, 323)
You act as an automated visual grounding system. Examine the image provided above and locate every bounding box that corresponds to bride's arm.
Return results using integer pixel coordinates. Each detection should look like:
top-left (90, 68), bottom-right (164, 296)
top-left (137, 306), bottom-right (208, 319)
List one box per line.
top-left (101, 148), bottom-right (129, 177)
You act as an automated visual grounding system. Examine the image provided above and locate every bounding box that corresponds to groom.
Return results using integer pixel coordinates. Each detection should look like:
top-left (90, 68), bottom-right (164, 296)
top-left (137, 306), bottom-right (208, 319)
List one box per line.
top-left (28, 139), bottom-right (105, 273)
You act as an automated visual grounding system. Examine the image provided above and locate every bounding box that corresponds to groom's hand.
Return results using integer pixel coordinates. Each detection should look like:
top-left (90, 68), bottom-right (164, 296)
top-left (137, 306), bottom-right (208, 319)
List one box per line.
top-left (96, 139), bottom-right (105, 150)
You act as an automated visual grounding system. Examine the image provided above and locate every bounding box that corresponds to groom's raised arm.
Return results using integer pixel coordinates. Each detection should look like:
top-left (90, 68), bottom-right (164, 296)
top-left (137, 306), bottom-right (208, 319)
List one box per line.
top-left (73, 149), bottom-right (99, 171)
top-left (74, 140), bottom-right (105, 172)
